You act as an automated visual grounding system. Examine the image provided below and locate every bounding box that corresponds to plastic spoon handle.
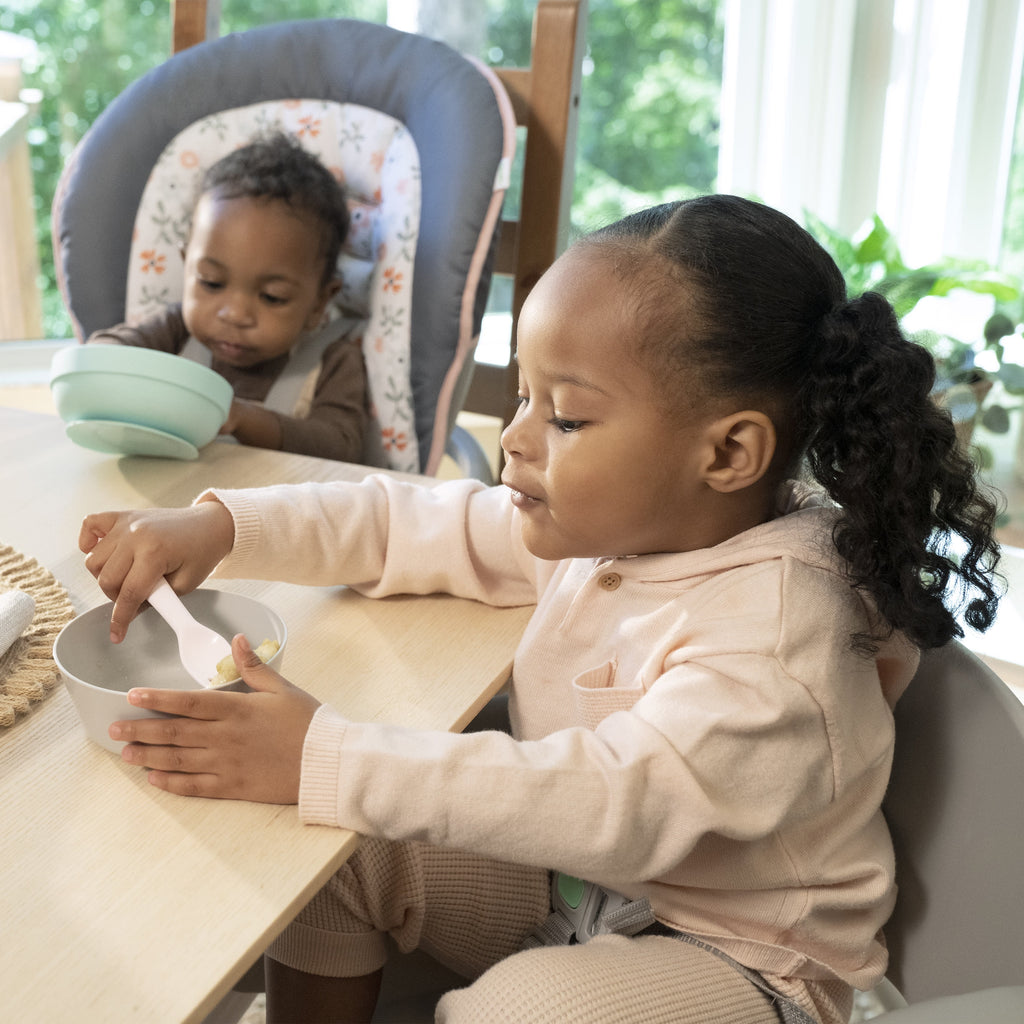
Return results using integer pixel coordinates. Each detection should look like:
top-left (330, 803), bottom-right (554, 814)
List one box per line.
top-left (147, 580), bottom-right (232, 688)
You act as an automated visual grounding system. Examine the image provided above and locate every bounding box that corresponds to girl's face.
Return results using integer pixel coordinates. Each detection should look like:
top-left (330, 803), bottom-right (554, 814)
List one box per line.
top-left (500, 245), bottom-right (725, 561)
top-left (181, 193), bottom-right (336, 368)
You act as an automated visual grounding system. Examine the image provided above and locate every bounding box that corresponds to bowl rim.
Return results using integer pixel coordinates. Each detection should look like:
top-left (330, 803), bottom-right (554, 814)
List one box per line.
top-left (53, 590), bottom-right (287, 696)
top-left (49, 343), bottom-right (234, 414)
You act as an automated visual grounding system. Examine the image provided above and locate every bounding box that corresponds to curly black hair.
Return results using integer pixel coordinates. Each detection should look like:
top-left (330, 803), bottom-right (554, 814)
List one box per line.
top-left (590, 195), bottom-right (1001, 652)
top-left (199, 131), bottom-right (349, 288)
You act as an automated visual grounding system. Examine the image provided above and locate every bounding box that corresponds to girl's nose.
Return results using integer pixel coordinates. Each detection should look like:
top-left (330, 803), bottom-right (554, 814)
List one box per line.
top-left (500, 402), bottom-right (532, 460)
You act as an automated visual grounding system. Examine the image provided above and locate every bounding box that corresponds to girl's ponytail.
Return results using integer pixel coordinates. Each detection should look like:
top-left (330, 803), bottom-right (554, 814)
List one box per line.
top-left (799, 292), bottom-right (1001, 650)
top-left (592, 195), bottom-right (1002, 652)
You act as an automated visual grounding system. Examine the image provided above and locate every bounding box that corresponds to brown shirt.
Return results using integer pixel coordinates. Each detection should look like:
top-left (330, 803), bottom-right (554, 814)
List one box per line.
top-left (87, 305), bottom-right (369, 462)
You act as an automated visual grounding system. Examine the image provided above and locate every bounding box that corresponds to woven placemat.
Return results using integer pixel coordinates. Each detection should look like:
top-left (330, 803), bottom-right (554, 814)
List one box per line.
top-left (0, 544), bottom-right (76, 728)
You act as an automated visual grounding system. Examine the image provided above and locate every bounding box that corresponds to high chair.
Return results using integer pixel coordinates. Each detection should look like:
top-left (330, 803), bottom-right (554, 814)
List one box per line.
top-left (164, 1), bottom-right (588, 472)
top-left (870, 640), bottom-right (1024, 1022)
top-left (52, 17), bottom-right (518, 478)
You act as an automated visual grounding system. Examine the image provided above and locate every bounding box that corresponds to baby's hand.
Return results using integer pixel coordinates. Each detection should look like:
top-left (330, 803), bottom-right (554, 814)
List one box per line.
top-left (79, 500), bottom-right (234, 643)
top-left (109, 634), bottom-right (320, 804)
top-left (219, 398), bottom-right (243, 437)
top-left (220, 398), bottom-right (283, 451)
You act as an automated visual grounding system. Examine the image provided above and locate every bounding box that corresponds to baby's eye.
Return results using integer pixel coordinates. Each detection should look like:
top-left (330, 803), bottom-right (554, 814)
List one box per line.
top-left (260, 292), bottom-right (290, 306)
top-left (198, 278), bottom-right (223, 292)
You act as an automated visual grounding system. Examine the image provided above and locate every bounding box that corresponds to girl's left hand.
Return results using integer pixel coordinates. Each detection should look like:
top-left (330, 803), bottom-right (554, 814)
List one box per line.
top-left (109, 634), bottom-right (320, 803)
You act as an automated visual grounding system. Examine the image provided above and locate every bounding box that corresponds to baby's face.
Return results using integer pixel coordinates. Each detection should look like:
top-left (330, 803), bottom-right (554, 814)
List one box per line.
top-left (181, 192), bottom-right (335, 368)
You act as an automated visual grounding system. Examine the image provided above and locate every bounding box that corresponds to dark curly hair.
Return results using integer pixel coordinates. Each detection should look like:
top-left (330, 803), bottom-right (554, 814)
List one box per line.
top-left (199, 131), bottom-right (349, 288)
top-left (589, 195), bottom-right (1002, 652)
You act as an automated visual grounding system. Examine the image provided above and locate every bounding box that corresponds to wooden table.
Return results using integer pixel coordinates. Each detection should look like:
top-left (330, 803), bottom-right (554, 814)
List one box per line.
top-left (0, 407), bottom-right (531, 1023)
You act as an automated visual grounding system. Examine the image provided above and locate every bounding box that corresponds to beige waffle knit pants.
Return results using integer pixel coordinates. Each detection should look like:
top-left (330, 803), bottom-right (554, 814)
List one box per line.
top-left (267, 837), bottom-right (838, 1024)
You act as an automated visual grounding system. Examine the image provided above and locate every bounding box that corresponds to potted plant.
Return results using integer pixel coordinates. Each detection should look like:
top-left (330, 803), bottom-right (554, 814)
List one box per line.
top-left (804, 211), bottom-right (1023, 457)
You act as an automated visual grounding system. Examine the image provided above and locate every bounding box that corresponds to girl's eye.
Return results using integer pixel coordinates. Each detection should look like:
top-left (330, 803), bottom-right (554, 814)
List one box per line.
top-left (551, 417), bottom-right (585, 434)
top-left (261, 292), bottom-right (290, 306)
top-left (198, 278), bottom-right (223, 292)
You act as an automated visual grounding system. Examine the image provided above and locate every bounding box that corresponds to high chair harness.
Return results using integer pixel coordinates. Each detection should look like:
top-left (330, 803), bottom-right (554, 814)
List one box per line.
top-left (524, 873), bottom-right (818, 1024)
top-left (180, 313), bottom-right (362, 417)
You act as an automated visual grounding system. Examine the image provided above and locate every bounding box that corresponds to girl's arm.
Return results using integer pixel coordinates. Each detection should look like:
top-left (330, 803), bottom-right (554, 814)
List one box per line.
top-left (208, 475), bottom-right (542, 606)
top-left (114, 645), bottom-right (838, 887)
top-left (81, 475), bottom-right (539, 641)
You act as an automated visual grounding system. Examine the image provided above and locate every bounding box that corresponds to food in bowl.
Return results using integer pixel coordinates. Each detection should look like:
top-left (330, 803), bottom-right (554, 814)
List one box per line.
top-left (210, 638), bottom-right (281, 686)
top-left (49, 344), bottom-right (233, 459)
top-left (54, 589), bottom-right (286, 754)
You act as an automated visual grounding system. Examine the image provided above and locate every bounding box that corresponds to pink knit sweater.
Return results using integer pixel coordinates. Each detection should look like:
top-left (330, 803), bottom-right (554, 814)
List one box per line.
top-left (207, 475), bottom-right (918, 992)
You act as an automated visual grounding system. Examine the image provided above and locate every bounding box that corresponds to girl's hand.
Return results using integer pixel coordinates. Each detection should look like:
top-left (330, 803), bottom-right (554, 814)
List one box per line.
top-left (79, 500), bottom-right (235, 643)
top-left (109, 634), bottom-right (320, 803)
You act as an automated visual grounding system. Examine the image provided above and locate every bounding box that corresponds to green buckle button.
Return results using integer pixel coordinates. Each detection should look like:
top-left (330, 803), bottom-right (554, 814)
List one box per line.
top-left (557, 873), bottom-right (586, 909)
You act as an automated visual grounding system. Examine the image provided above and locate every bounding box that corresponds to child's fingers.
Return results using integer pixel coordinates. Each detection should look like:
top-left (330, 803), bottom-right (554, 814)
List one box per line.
top-left (231, 634), bottom-right (284, 693)
top-left (118, 686), bottom-right (233, 724)
top-left (119, 739), bottom-right (218, 774)
top-left (145, 769), bottom-right (225, 799)
top-left (78, 511), bottom-right (115, 554)
top-left (107, 571), bottom-right (160, 644)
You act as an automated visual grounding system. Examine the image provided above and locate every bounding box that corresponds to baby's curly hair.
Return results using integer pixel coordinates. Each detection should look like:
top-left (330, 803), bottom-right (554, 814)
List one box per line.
top-left (589, 195), bottom-right (1002, 653)
top-left (200, 131), bottom-right (349, 287)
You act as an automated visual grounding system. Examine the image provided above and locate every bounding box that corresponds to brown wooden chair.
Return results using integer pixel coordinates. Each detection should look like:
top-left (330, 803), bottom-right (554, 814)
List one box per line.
top-left (170, 0), bottom-right (588, 469)
top-left (464, 0), bottom-right (587, 445)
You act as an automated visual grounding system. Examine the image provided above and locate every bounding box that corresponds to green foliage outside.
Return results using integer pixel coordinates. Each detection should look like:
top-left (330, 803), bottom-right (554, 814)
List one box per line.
top-left (2, 0), bottom-right (723, 338)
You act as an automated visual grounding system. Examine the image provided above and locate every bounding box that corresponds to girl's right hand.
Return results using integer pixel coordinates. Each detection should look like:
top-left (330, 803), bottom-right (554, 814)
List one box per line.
top-left (79, 499), bottom-right (235, 643)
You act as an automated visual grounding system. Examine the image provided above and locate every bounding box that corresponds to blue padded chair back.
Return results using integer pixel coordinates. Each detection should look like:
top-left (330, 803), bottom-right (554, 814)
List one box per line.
top-left (53, 19), bottom-right (511, 472)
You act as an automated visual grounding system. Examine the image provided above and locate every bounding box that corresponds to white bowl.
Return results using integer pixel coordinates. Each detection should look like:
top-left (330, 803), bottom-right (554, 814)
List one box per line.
top-left (54, 589), bottom-right (286, 753)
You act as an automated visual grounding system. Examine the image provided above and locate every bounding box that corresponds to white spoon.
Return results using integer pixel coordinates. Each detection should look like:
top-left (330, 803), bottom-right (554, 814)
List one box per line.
top-left (147, 579), bottom-right (232, 688)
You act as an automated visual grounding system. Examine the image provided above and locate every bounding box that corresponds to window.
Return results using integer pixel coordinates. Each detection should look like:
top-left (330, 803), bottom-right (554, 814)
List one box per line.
top-left (0, 1), bottom-right (724, 346)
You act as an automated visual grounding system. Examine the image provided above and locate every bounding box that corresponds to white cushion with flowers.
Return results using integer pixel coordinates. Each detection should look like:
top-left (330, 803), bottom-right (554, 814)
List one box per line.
top-left (125, 99), bottom-right (422, 472)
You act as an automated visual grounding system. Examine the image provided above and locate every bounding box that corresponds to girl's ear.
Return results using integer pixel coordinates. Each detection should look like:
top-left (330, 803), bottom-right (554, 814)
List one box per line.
top-left (702, 411), bottom-right (777, 493)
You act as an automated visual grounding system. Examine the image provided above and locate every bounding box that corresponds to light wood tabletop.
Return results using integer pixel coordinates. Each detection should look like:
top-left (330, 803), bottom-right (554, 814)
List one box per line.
top-left (0, 407), bottom-right (531, 1024)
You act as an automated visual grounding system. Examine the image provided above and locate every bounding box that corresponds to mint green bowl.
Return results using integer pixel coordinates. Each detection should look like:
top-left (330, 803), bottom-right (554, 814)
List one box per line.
top-left (49, 345), bottom-right (233, 459)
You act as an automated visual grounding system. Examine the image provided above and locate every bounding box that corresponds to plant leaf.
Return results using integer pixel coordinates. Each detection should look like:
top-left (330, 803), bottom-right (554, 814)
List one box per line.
top-left (980, 404), bottom-right (1011, 434)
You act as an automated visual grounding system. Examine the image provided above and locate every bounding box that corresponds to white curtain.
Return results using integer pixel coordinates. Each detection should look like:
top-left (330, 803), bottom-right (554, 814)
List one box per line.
top-left (718, 0), bottom-right (1024, 265)
top-left (386, 0), bottom-right (486, 55)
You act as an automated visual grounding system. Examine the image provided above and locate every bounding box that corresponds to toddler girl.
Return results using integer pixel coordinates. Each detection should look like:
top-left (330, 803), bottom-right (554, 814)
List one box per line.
top-left (81, 195), bottom-right (1001, 1024)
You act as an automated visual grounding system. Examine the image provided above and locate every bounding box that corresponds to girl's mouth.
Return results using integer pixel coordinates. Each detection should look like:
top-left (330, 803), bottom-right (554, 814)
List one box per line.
top-left (506, 485), bottom-right (542, 510)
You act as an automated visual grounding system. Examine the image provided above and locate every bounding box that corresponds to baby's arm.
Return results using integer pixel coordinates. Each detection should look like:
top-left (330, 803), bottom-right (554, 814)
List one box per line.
top-left (79, 498), bottom-right (235, 643)
top-left (86, 305), bottom-right (189, 353)
top-left (272, 335), bottom-right (367, 461)
top-left (218, 337), bottom-right (366, 460)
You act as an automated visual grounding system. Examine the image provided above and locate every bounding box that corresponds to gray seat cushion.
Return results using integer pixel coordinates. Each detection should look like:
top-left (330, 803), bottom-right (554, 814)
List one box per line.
top-left (876, 985), bottom-right (1024, 1023)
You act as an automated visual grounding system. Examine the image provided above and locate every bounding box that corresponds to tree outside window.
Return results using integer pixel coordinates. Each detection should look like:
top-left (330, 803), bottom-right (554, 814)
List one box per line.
top-left (0, 0), bottom-right (723, 340)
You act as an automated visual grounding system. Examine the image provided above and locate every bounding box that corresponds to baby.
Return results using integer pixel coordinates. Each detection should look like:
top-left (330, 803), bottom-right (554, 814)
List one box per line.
top-left (87, 132), bottom-right (367, 462)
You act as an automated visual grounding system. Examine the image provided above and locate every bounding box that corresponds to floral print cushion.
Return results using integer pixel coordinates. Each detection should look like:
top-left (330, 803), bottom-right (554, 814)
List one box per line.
top-left (125, 98), bottom-right (422, 472)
